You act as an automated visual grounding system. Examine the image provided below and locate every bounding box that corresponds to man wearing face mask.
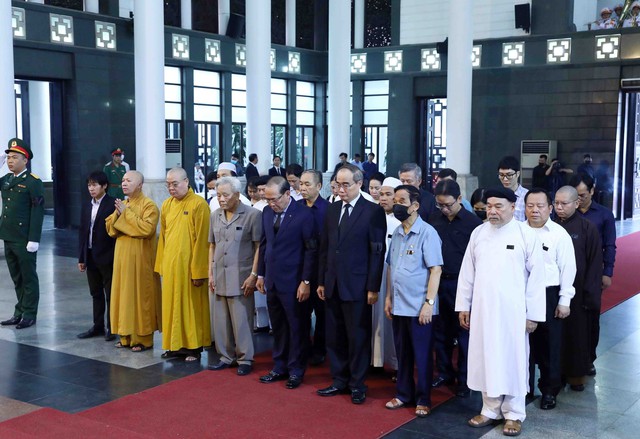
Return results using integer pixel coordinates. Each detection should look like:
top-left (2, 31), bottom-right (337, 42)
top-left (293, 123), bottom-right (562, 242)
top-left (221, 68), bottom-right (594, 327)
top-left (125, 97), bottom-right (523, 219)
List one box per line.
top-left (428, 180), bottom-right (482, 397)
top-left (456, 187), bottom-right (545, 437)
top-left (231, 153), bottom-right (244, 177)
top-left (384, 185), bottom-right (442, 418)
top-left (155, 168), bottom-right (211, 362)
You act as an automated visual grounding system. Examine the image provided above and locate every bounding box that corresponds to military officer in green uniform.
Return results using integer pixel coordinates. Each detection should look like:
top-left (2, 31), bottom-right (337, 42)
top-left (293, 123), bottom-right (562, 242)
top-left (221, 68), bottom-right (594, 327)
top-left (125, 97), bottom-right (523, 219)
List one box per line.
top-left (103, 147), bottom-right (127, 199)
top-left (0, 138), bottom-right (45, 329)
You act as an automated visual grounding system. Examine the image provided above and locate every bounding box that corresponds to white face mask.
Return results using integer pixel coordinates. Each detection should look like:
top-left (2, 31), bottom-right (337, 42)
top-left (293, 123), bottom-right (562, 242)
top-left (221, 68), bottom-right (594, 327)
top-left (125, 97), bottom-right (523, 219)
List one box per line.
top-left (208, 189), bottom-right (216, 199)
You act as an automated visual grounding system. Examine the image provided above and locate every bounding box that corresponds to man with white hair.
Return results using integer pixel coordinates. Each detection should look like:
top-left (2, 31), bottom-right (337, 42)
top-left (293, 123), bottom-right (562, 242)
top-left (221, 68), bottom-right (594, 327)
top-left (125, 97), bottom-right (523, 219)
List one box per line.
top-left (209, 162), bottom-right (252, 212)
top-left (456, 186), bottom-right (545, 437)
top-left (208, 176), bottom-right (262, 376)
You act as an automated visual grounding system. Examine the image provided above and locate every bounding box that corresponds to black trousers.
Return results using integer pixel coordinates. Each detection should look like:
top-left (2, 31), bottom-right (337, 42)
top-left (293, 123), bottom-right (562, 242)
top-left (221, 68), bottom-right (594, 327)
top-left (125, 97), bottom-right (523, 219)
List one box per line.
top-left (530, 286), bottom-right (563, 396)
top-left (309, 282), bottom-right (326, 357)
top-left (267, 285), bottom-right (310, 377)
top-left (588, 310), bottom-right (600, 365)
top-left (86, 250), bottom-right (113, 332)
top-left (433, 278), bottom-right (469, 384)
top-left (325, 292), bottom-right (371, 392)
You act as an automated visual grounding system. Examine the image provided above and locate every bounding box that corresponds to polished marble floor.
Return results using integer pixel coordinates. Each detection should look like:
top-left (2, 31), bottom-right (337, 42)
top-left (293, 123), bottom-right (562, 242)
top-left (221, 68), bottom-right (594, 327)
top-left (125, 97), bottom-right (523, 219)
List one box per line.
top-left (0, 216), bottom-right (638, 438)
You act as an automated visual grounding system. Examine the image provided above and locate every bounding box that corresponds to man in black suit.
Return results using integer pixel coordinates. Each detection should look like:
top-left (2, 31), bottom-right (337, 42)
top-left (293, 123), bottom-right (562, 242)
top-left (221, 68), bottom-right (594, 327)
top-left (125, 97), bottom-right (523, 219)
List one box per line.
top-left (245, 153), bottom-right (260, 180)
top-left (399, 162), bottom-right (436, 221)
top-left (77, 171), bottom-right (117, 341)
top-left (256, 177), bottom-right (317, 389)
top-left (268, 155), bottom-right (286, 177)
top-left (317, 164), bottom-right (386, 404)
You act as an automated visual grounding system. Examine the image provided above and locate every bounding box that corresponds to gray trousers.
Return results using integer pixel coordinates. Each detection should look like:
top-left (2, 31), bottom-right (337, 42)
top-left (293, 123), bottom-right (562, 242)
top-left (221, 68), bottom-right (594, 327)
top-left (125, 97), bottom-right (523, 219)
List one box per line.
top-left (213, 294), bottom-right (255, 365)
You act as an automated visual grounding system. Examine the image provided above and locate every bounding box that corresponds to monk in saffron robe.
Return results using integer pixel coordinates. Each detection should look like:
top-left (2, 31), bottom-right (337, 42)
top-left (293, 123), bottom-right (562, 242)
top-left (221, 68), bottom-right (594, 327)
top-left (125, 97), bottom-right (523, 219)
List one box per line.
top-left (156, 168), bottom-right (211, 362)
top-left (106, 170), bottom-right (161, 351)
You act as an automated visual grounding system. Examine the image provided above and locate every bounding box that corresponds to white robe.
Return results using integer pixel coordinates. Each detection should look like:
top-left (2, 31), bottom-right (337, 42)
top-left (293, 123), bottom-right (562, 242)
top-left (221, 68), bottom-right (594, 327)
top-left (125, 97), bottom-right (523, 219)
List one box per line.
top-left (455, 219), bottom-right (545, 397)
top-left (372, 212), bottom-right (401, 368)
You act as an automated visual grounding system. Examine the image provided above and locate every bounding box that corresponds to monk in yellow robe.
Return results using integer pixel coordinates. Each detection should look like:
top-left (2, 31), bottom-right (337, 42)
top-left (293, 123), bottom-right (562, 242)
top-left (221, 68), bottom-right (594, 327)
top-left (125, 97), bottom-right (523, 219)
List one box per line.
top-left (106, 170), bottom-right (161, 351)
top-left (155, 168), bottom-right (211, 362)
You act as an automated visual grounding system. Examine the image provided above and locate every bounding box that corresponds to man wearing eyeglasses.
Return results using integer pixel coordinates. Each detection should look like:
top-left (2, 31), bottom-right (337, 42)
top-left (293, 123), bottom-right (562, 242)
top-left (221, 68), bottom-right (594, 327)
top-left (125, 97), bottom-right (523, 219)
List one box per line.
top-left (429, 180), bottom-right (482, 398)
top-left (525, 189), bottom-right (576, 410)
top-left (497, 156), bottom-right (529, 222)
top-left (316, 164), bottom-right (387, 404)
top-left (155, 168), bottom-right (211, 363)
top-left (456, 186), bottom-right (545, 437)
top-left (256, 177), bottom-right (316, 390)
top-left (553, 186), bottom-right (603, 393)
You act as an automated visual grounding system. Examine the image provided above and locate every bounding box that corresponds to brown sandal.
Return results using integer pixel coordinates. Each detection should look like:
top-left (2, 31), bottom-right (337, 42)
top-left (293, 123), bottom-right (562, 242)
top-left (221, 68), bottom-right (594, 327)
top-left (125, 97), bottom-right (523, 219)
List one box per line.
top-left (503, 419), bottom-right (522, 436)
top-left (468, 414), bottom-right (501, 428)
top-left (385, 398), bottom-right (405, 409)
top-left (415, 405), bottom-right (431, 417)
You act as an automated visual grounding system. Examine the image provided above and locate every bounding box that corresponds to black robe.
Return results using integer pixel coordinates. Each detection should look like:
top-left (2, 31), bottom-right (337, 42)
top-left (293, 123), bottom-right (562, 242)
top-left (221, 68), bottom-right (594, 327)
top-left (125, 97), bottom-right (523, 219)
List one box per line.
top-left (555, 213), bottom-right (603, 377)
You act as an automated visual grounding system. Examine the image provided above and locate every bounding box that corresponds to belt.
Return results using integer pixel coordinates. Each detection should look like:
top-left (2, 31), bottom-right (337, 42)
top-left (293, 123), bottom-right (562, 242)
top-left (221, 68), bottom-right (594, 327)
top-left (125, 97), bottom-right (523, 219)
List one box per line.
top-left (441, 273), bottom-right (458, 280)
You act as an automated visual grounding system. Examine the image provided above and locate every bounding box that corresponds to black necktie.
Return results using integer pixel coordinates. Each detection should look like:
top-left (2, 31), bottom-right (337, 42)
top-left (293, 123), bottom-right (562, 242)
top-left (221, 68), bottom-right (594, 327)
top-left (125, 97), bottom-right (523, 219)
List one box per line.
top-left (339, 204), bottom-right (351, 236)
top-left (274, 212), bottom-right (283, 234)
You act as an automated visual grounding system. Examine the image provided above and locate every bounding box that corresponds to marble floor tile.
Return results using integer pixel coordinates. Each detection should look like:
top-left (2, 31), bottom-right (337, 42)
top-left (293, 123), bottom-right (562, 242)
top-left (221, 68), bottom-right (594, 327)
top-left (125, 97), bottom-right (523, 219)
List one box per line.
top-left (0, 396), bottom-right (40, 423)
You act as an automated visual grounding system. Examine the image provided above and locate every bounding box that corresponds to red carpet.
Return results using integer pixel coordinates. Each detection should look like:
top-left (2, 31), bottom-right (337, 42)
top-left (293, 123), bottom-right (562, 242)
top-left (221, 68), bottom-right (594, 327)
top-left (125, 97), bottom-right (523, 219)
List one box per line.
top-left (0, 353), bottom-right (453, 439)
top-left (601, 232), bottom-right (640, 313)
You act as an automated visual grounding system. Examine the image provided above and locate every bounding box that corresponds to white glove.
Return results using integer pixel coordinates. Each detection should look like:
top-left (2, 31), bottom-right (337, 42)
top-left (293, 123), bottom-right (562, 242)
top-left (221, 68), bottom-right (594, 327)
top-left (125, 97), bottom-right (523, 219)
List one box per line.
top-left (26, 241), bottom-right (39, 252)
top-left (0, 151), bottom-right (6, 168)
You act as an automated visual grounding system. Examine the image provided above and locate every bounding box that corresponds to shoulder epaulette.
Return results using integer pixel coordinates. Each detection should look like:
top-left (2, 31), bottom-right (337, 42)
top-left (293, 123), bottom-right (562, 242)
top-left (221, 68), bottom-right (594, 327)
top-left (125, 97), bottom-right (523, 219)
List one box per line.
top-left (30, 173), bottom-right (40, 180)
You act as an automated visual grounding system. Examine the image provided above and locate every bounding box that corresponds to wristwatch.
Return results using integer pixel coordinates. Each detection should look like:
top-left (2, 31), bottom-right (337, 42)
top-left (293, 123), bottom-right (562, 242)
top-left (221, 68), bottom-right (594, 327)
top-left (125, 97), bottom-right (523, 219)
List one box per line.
top-left (303, 280), bottom-right (310, 285)
top-left (425, 298), bottom-right (435, 306)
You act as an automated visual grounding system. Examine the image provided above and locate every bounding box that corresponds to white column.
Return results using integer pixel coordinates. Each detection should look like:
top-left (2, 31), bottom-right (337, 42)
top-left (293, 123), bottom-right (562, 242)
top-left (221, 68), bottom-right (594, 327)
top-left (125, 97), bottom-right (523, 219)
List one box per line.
top-left (181, 0), bottom-right (192, 30)
top-left (218, 0), bottom-right (230, 35)
top-left (445, 0), bottom-right (473, 175)
top-left (134, 0), bottom-right (166, 189)
top-left (286, 0), bottom-right (296, 46)
top-left (327, 0), bottom-right (351, 171)
top-left (246, 0), bottom-right (272, 175)
top-left (0, 1), bottom-right (16, 169)
top-left (84, 0), bottom-right (99, 13)
top-left (28, 81), bottom-right (52, 182)
top-left (354, 0), bottom-right (365, 49)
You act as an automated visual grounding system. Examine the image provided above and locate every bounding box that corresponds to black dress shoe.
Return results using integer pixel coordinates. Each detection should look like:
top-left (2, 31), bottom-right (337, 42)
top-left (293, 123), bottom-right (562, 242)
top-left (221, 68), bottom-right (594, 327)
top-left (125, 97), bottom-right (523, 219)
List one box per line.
top-left (208, 360), bottom-right (231, 371)
top-left (309, 354), bottom-right (325, 366)
top-left (570, 384), bottom-right (585, 392)
top-left (16, 318), bottom-right (36, 329)
top-left (104, 331), bottom-right (116, 342)
top-left (259, 370), bottom-right (288, 383)
top-left (77, 328), bottom-right (105, 339)
top-left (540, 394), bottom-right (556, 410)
top-left (1, 316), bottom-right (21, 326)
top-left (286, 375), bottom-right (303, 389)
top-left (317, 385), bottom-right (348, 397)
top-left (237, 364), bottom-right (252, 376)
top-left (351, 389), bottom-right (366, 404)
top-left (587, 365), bottom-right (596, 376)
top-left (432, 376), bottom-right (454, 388)
top-left (456, 383), bottom-right (471, 397)
top-left (253, 326), bottom-right (270, 334)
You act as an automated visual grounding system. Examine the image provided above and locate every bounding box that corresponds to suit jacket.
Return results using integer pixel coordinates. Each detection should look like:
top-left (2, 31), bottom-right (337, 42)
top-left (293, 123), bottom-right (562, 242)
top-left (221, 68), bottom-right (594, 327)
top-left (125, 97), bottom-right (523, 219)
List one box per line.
top-left (418, 189), bottom-right (437, 221)
top-left (258, 200), bottom-right (316, 293)
top-left (268, 166), bottom-right (286, 177)
top-left (78, 194), bottom-right (117, 267)
top-left (245, 162), bottom-right (260, 179)
top-left (0, 171), bottom-right (45, 243)
top-left (318, 196), bottom-right (386, 301)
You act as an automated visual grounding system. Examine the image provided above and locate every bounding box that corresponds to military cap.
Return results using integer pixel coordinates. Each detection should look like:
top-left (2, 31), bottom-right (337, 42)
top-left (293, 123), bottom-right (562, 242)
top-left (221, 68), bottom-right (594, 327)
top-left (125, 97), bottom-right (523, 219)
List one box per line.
top-left (111, 147), bottom-right (124, 156)
top-left (5, 138), bottom-right (33, 160)
top-left (483, 186), bottom-right (517, 203)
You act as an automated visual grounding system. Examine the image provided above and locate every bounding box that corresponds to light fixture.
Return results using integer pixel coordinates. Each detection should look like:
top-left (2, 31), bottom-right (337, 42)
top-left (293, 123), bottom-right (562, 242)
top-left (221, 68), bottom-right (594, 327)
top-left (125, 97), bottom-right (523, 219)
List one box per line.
top-left (502, 42), bottom-right (524, 66)
top-left (288, 52), bottom-right (301, 74)
top-left (50, 13), bottom-right (74, 45)
top-left (547, 38), bottom-right (571, 64)
top-left (172, 34), bottom-right (189, 60)
top-left (351, 53), bottom-right (367, 74)
top-left (421, 48), bottom-right (440, 71)
top-left (471, 45), bottom-right (482, 68)
top-left (235, 43), bottom-right (247, 67)
top-left (12, 7), bottom-right (26, 39)
top-left (205, 39), bottom-right (221, 64)
top-left (95, 21), bottom-right (116, 51)
top-left (384, 50), bottom-right (403, 73)
top-left (595, 34), bottom-right (620, 60)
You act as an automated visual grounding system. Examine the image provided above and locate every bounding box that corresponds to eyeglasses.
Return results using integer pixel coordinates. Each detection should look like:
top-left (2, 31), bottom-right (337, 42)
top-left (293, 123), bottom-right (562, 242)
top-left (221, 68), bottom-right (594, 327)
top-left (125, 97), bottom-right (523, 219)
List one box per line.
top-left (166, 179), bottom-right (186, 189)
top-left (553, 200), bottom-right (577, 207)
top-left (265, 193), bottom-right (285, 204)
top-left (436, 201), bottom-right (457, 210)
top-left (335, 182), bottom-right (355, 190)
top-left (497, 172), bottom-right (517, 180)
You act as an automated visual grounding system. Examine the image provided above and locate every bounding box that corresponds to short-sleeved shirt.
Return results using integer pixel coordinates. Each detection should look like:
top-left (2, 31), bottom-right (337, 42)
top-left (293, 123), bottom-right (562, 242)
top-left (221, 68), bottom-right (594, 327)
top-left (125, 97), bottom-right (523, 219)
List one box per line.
top-left (209, 202), bottom-right (262, 297)
top-left (387, 216), bottom-right (443, 317)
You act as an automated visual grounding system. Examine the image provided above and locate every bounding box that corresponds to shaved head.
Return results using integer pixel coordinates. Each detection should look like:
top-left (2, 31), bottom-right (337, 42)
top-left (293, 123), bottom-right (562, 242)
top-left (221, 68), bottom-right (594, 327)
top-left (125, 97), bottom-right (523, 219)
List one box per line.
top-left (167, 167), bottom-right (187, 180)
top-left (166, 167), bottom-right (189, 199)
top-left (122, 171), bottom-right (144, 197)
top-left (555, 185), bottom-right (578, 199)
